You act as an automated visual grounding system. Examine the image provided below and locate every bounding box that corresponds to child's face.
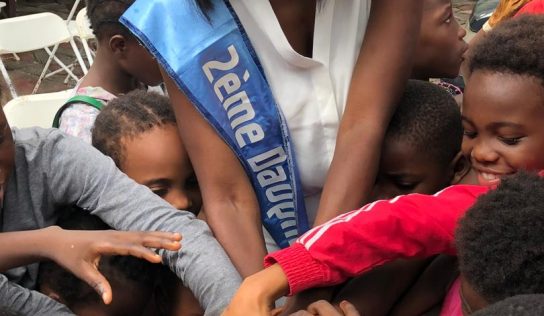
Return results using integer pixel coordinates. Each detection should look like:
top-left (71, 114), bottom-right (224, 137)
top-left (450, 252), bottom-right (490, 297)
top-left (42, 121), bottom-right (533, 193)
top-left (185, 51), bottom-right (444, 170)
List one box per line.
top-left (120, 124), bottom-right (202, 214)
top-left (123, 37), bottom-right (163, 87)
top-left (0, 110), bottom-right (15, 207)
top-left (462, 71), bottom-right (544, 186)
top-left (412, 0), bottom-right (468, 79)
top-left (370, 138), bottom-right (452, 201)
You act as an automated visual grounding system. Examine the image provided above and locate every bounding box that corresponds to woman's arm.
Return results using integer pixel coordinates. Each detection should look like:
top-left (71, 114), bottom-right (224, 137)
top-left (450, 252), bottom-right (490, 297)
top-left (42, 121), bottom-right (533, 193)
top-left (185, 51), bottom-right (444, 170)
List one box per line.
top-left (314, 0), bottom-right (424, 225)
top-left (161, 69), bottom-right (267, 278)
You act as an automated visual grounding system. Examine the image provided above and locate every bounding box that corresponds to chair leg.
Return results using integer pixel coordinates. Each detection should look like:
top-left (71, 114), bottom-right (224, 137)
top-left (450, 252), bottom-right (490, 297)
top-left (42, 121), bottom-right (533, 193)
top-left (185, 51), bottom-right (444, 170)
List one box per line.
top-left (33, 44), bottom-right (59, 94)
top-left (70, 38), bottom-right (88, 74)
top-left (82, 40), bottom-right (94, 66)
top-left (0, 57), bottom-right (17, 99)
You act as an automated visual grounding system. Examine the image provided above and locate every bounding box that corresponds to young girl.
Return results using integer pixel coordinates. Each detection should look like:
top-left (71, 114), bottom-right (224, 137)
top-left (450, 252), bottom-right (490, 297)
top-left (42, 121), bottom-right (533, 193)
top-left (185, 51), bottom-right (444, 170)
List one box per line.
top-left (92, 90), bottom-right (204, 316)
top-left (55, 0), bottom-right (162, 143)
top-left (223, 14), bottom-right (544, 315)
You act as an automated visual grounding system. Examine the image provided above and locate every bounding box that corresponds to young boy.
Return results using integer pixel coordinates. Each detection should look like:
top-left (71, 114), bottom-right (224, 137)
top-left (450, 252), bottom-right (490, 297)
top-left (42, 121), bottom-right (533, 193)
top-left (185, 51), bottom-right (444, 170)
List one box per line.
top-left (222, 15), bottom-right (544, 315)
top-left (372, 79), bottom-right (467, 200)
top-left (456, 172), bottom-right (544, 314)
top-left (0, 102), bottom-right (240, 314)
top-left (56, 0), bottom-right (162, 143)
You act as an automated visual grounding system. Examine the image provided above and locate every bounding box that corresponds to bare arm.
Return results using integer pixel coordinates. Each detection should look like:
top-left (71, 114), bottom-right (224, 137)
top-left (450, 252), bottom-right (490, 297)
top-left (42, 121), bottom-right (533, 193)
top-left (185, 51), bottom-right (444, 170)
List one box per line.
top-left (161, 68), bottom-right (267, 278)
top-left (314, 0), bottom-right (424, 225)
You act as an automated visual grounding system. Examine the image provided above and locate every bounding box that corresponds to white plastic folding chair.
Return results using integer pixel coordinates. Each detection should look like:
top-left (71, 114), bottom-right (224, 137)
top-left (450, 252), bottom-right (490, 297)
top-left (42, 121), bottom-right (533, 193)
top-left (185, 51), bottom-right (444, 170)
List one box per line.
top-left (75, 7), bottom-right (95, 67)
top-left (0, 12), bottom-right (85, 99)
top-left (3, 89), bottom-right (72, 128)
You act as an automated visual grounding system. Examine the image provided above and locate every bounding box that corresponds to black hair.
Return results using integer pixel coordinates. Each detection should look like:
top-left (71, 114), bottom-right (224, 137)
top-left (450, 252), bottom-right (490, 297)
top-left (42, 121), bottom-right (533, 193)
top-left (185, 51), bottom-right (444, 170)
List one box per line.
top-left (92, 90), bottom-right (177, 167)
top-left (85, 0), bottom-right (135, 40)
top-left (469, 15), bottom-right (544, 84)
top-left (472, 294), bottom-right (544, 316)
top-left (86, 0), bottom-right (214, 40)
top-left (456, 171), bottom-right (544, 303)
top-left (38, 207), bottom-right (160, 309)
top-left (386, 79), bottom-right (462, 166)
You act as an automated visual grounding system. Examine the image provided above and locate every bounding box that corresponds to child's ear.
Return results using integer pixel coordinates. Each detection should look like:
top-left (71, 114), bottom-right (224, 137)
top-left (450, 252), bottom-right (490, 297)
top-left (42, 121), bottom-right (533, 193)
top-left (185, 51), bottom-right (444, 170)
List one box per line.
top-left (109, 34), bottom-right (128, 56)
top-left (40, 285), bottom-right (66, 305)
top-left (449, 151), bottom-right (470, 185)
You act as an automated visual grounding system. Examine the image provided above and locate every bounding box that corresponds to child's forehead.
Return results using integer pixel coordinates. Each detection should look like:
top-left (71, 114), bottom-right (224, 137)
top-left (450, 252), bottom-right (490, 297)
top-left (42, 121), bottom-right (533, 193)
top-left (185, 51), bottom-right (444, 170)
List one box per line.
top-left (423, 0), bottom-right (451, 11)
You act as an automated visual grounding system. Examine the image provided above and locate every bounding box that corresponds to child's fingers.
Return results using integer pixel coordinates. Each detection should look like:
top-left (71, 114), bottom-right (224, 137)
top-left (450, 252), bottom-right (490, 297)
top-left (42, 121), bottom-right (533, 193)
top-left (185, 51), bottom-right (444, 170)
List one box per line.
top-left (307, 300), bottom-right (341, 315)
top-left (96, 242), bottom-right (164, 263)
top-left (110, 231), bottom-right (182, 251)
top-left (339, 301), bottom-right (360, 316)
top-left (76, 263), bottom-right (113, 305)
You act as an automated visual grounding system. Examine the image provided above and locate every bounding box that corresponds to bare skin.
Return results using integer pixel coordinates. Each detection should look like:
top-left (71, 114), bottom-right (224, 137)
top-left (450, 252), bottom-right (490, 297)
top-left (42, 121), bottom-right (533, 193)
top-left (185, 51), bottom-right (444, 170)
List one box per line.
top-left (163, 0), bottom-right (423, 278)
top-left (0, 226), bottom-right (181, 305)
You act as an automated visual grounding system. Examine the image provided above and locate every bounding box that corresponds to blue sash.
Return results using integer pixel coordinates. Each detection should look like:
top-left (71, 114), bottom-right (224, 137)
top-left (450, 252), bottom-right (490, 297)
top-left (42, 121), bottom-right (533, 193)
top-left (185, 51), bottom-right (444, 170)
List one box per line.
top-left (121, 0), bottom-right (309, 248)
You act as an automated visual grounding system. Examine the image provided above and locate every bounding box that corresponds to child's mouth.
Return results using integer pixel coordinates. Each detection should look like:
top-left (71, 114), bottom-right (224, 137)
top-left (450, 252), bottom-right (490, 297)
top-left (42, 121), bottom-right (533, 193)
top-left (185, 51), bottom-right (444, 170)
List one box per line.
top-left (476, 171), bottom-right (504, 187)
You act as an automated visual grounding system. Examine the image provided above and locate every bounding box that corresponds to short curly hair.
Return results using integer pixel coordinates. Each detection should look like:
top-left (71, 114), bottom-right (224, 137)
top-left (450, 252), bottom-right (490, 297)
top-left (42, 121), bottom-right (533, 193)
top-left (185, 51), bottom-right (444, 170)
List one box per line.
top-left (469, 15), bottom-right (544, 83)
top-left (456, 171), bottom-right (544, 303)
top-left (386, 80), bottom-right (462, 166)
top-left (86, 0), bottom-right (214, 40)
top-left (472, 294), bottom-right (544, 316)
top-left (38, 207), bottom-right (160, 308)
top-left (92, 90), bottom-right (177, 168)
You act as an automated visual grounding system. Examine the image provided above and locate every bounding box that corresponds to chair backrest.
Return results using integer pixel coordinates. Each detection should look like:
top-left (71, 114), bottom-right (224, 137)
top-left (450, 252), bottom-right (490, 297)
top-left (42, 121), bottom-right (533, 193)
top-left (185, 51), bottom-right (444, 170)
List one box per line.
top-left (0, 12), bottom-right (72, 54)
top-left (4, 90), bottom-right (73, 128)
top-left (75, 7), bottom-right (94, 40)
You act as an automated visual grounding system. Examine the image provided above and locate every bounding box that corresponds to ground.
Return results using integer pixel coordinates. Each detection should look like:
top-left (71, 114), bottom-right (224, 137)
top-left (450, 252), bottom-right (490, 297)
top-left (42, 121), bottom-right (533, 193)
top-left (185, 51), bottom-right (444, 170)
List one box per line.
top-left (0, 0), bottom-right (477, 106)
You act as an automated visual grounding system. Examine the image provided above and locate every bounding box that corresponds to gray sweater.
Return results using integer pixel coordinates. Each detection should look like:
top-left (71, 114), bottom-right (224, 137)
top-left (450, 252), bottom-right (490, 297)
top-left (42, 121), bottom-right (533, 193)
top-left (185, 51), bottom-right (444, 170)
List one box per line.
top-left (0, 128), bottom-right (241, 315)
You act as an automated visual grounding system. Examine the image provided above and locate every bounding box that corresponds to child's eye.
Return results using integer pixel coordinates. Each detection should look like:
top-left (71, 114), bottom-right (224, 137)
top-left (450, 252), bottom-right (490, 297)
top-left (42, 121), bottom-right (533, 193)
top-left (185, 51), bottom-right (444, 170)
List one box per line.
top-left (150, 187), bottom-right (169, 198)
top-left (395, 181), bottom-right (417, 191)
top-left (463, 130), bottom-right (477, 138)
top-left (499, 136), bottom-right (523, 146)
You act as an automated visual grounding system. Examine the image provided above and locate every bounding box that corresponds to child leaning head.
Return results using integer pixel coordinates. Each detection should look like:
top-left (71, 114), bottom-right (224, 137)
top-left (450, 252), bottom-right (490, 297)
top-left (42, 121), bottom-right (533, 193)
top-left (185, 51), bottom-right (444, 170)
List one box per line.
top-left (38, 207), bottom-right (160, 316)
top-left (92, 90), bottom-right (201, 214)
top-left (455, 172), bottom-right (544, 315)
top-left (86, 0), bottom-right (162, 87)
top-left (462, 15), bottom-right (544, 186)
top-left (371, 80), bottom-right (466, 200)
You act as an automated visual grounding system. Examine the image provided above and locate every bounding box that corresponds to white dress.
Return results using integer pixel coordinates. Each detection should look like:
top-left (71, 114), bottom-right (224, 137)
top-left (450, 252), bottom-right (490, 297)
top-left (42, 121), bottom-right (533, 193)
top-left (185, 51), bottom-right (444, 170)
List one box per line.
top-left (231, 0), bottom-right (371, 250)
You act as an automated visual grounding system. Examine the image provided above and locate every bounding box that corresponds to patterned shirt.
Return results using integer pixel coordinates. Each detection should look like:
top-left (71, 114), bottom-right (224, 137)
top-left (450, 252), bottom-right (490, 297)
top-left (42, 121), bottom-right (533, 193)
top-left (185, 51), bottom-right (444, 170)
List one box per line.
top-left (58, 86), bottom-right (116, 143)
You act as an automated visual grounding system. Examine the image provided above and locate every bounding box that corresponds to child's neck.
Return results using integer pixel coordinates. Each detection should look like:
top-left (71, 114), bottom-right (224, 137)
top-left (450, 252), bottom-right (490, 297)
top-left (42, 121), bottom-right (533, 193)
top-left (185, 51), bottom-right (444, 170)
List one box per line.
top-left (79, 49), bottom-right (138, 96)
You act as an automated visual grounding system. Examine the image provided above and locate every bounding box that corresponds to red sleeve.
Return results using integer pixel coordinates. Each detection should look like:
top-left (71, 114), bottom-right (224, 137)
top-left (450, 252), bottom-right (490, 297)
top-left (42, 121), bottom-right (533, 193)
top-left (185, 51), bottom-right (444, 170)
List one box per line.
top-left (265, 184), bottom-right (490, 295)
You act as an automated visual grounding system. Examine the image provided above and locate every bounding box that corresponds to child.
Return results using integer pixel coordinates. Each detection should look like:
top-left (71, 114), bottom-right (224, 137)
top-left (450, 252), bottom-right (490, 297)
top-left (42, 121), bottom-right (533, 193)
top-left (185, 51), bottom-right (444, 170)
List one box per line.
top-left (0, 102), bottom-right (240, 313)
top-left (222, 15), bottom-right (544, 315)
top-left (411, 0), bottom-right (468, 81)
top-left (55, 0), bottom-right (162, 143)
top-left (333, 79), bottom-right (466, 315)
top-left (456, 172), bottom-right (544, 314)
top-left (92, 90), bottom-right (201, 215)
top-left (92, 90), bottom-right (204, 315)
top-left (371, 79), bottom-right (466, 200)
top-left (38, 208), bottom-right (161, 316)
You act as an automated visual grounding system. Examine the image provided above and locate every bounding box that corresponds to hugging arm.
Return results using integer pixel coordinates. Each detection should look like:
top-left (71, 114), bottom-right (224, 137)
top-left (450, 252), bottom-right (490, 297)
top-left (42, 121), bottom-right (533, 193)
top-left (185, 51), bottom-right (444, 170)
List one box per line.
top-left (223, 185), bottom-right (489, 315)
top-left (314, 0), bottom-right (425, 225)
top-left (45, 131), bottom-right (242, 315)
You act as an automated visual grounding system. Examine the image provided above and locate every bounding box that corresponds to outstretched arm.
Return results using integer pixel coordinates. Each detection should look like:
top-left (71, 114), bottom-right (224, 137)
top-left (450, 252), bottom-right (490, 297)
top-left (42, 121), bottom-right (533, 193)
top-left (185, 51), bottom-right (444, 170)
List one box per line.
top-left (0, 226), bottom-right (181, 304)
top-left (223, 185), bottom-right (489, 315)
top-left (314, 0), bottom-right (424, 225)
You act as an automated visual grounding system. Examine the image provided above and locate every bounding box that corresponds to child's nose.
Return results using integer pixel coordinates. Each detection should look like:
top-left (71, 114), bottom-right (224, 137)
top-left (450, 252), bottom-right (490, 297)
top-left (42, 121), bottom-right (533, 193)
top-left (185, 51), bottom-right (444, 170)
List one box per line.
top-left (458, 26), bottom-right (467, 40)
top-left (471, 142), bottom-right (499, 164)
top-left (168, 190), bottom-right (192, 211)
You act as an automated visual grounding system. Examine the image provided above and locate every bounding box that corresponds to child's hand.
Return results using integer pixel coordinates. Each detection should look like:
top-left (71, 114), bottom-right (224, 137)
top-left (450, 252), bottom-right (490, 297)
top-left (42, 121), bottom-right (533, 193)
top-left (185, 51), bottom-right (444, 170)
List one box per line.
top-left (289, 300), bottom-right (360, 316)
top-left (44, 226), bottom-right (181, 305)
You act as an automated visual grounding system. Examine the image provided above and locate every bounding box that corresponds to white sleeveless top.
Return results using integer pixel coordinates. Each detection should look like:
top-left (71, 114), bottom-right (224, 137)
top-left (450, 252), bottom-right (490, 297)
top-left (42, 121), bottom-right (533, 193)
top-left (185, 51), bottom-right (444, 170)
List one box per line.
top-left (231, 0), bottom-right (370, 224)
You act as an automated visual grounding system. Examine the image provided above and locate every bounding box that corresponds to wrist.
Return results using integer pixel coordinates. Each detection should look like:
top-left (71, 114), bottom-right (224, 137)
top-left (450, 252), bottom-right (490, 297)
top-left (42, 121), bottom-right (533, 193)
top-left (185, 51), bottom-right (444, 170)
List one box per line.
top-left (34, 226), bottom-right (64, 261)
top-left (244, 264), bottom-right (289, 303)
